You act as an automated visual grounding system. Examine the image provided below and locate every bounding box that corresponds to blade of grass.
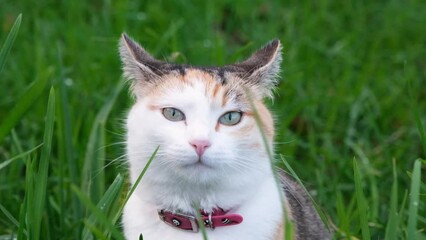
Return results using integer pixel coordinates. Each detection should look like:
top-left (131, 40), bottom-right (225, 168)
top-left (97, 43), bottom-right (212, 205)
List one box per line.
top-left (83, 220), bottom-right (109, 240)
top-left (31, 87), bottom-right (55, 240)
top-left (0, 14), bottom-right (21, 74)
top-left (81, 80), bottom-right (125, 203)
top-left (407, 159), bottom-right (421, 240)
top-left (280, 154), bottom-right (330, 228)
top-left (82, 174), bottom-right (125, 240)
top-left (335, 191), bottom-right (353, 238)
top-left (111, 146), bottom-right (159, 224)
top-left (17, 199), bottom-right (28, 239)
top-left (25, 156), bottom-right (35, 239)
top-left (11, 129), bottom-right (24, 155)
top-left (100, 175), bottom-right (125, 238)
top-left (0, 70), bottom-right (52, 143)
top-left (398, 191), bottom-right (408, 238)
top-left (71, 185), bottom-right (125, 240)
top-left (346, 140), bottom-right (379, 221)
top-left (56, 42), bottom-right (81, 238)
top-left (353, 158), bottom-right (371, 240)
top-left (0, 203), bottom-right (19, 229)
top-left (384, 158), bottom-right (399, 240)
top-left (81, 116), bottom-right (105, 204)
top-left (0, 143), bottom-right (42, 171)
top-left (413, 109), bottom-right (426, 157)
top-left (407, 71), bottom-right (426, 157)
top-left (195, 208), bottom-right (209, 240)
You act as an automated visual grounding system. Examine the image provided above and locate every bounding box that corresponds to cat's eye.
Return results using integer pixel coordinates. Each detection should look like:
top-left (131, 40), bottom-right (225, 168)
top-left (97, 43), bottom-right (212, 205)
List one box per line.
top-left (162, 108), bottom-right (185, 121)
top-left (219, 111), bottom-right (243, 126)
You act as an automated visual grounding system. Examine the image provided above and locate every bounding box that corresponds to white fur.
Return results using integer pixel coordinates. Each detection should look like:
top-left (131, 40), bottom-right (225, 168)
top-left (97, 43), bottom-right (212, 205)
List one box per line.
top-left (123, 77), bottom-right (284, 240)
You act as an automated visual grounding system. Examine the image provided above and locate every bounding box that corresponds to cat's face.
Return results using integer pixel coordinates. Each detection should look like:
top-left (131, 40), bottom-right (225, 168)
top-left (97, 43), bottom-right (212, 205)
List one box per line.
top-left (120, 34), bottom-right (282, 184)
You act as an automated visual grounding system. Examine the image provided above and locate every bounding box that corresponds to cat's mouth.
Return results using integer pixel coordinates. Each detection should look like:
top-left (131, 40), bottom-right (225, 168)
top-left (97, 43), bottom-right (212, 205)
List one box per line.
top-left (182, 157), bottom-right (214, 169)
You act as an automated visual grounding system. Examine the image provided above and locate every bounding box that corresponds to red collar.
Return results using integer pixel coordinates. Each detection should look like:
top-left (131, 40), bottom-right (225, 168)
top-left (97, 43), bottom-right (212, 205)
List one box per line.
top-left (158, 208), bottom-right (243, 232)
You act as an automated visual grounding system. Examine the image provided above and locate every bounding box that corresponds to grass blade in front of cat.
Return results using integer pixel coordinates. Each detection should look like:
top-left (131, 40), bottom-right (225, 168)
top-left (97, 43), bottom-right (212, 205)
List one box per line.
top-left (112, 146), bottom-right (159, 224)
top-left (195, 207), bottom-right (209, 240)
top-left (244, 89), bottom-right (294, 240)
top-left (0, 13), bottom-right (21, 74)
top-left (71, 185), bottom-right (126, 240)
top-left (81, 174), bottom-right (125, 240)
top-left (280, 154), bottom-right (331, 228)
top-left (83, 220), bottom-right (108, 240)
top-left (407, 159), bottom-right (422, 240)
top-left (353, 158), bottom-right (371, 240)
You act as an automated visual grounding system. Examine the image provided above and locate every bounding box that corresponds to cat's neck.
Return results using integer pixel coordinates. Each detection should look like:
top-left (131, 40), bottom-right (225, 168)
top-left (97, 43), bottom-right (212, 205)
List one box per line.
top-left (131, 165), bottom-right (274, 214)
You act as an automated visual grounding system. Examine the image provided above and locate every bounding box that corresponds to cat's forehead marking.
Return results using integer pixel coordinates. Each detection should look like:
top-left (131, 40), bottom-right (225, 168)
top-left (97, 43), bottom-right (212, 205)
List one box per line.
top-left (184, 66), bottom-right (229, 85)
top-left (212, 83), bottom-right (221, 98)
top-left (182, 69), bottom-right (231, 106)
top-left (145, 68), bottom-right (253, 114)
top-left (183, 69), bottom-right (215, 84)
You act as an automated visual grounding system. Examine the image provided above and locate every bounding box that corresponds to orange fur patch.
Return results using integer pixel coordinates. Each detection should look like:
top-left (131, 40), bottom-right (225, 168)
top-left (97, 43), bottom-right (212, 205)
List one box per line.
top-left (234, 121), bottom-right (255, 135)
top-left (212, 83), bottom-right (221, 98)
top-left (184, 69), bottom-right (215, 91)
top-left (253, 101), bottom-right (274, 141)
top-left (221, 90), bottom-right (228, 107)
top-left (147, 104), bottom-right (160, 111)
top-left (215, 122), bottom-right (220, 132)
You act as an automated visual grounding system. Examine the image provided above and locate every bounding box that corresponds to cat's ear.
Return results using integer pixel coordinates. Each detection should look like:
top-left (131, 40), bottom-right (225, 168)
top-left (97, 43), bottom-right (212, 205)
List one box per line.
top-left (119, 33), bottom-right (168, 96)
top-left (232, 39), bottom-right (282, 98)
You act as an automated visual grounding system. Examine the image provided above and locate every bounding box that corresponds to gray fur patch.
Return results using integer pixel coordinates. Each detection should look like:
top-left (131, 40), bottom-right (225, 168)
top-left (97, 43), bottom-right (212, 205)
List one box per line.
top-left (278, 169), bottom-right (332, 240)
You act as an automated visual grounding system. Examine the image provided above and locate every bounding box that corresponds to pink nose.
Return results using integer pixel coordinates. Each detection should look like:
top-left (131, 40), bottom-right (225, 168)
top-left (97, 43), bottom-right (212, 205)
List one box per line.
top-left (190, 140), bottom-right (211, 157)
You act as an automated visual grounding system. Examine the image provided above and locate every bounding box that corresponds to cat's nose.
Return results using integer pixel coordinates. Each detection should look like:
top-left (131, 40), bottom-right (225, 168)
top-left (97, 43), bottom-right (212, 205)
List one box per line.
top-left (189, 140), bottom-right (211, 157)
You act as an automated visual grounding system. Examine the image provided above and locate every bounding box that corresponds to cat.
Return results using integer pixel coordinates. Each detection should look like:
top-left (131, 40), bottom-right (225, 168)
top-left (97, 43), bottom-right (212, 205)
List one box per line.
top-left (119, 33), bottom-right (331, 240)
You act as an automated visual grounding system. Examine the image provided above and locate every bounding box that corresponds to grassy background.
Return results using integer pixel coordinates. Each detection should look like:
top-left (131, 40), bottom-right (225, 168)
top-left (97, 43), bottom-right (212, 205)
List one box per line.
top-left (1, 0), bottom-right (425, 239)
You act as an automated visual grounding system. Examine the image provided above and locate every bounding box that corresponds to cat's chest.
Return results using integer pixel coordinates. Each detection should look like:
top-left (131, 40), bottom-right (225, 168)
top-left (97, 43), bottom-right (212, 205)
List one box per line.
top-left (123, 177), bottom-right (283, 240)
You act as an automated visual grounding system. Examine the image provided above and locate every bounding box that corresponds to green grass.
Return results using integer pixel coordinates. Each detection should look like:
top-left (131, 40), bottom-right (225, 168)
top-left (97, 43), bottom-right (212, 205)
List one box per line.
top-left (1, 1), bottom-right (425, 239)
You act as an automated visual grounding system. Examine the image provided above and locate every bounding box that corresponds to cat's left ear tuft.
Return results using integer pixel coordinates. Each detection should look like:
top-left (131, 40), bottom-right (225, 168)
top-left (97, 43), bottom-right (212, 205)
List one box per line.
top-left (232, 39), bottom-right (282, 98)
top-left (120, 33), bottom-right (176, 98)
top-left (119, 33), bottom-right (160, 82)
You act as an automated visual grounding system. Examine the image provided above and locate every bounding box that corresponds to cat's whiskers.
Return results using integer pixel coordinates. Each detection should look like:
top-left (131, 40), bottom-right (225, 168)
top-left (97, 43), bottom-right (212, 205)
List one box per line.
top-left (230, 158), bottom-right (262, 173)
top-left (96, 141), bottom-right (127, 151)
top-left (105, 129), bottom-right (126, 137)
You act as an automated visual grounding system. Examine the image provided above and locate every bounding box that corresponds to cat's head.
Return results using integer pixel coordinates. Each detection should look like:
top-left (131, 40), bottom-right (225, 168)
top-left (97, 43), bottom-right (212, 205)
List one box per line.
top-left (120, 33), bottom-right (282, 185)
